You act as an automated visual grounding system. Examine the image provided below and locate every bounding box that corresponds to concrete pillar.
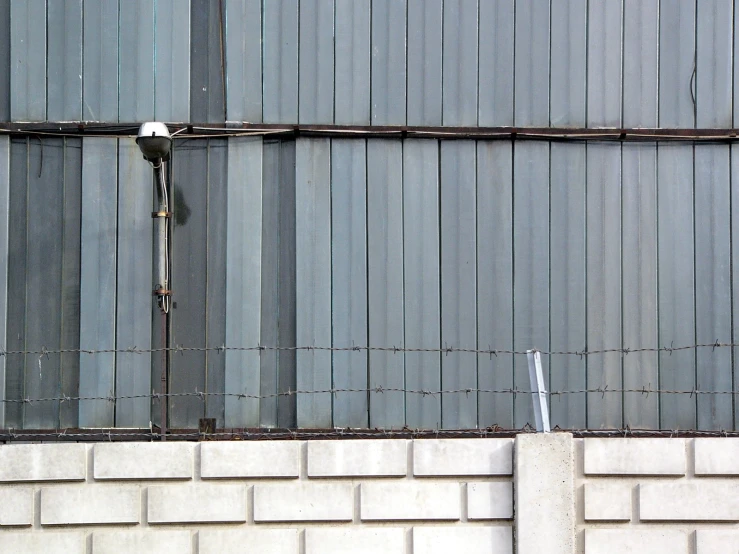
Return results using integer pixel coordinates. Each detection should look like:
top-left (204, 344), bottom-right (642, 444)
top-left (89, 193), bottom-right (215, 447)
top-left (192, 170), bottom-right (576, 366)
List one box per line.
top-left (515, 433), bottom-right (575, 554)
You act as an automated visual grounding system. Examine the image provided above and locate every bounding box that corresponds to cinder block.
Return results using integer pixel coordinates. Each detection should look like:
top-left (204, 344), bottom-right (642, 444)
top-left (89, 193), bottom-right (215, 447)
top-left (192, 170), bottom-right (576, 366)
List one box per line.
top-left (0, 532), bottom-right (86, 554)
top-left (305, 528), bottom-right (405, 554)
top-left (515, 433), bottom-right (574, 554)
top-left (583, 438), bottom-right (685, 475)
top-left (200, 442), bottom-right (300, 479)
top-left (585, 529), bottom-right (689, 554)
top-left (467, 482), bottom-right (513, 520)
top-left (0, 487), bottom-right (33, 526)
top-left (413, 527), bottom-right (512, 554)
top-left (93, 531), bottom-right (192, 554)
top-left (361, 481), bottom-right (460, 521)
top-left (0, 444), bottom-right (86, 482)
top-left (695, 438), bottom-right (739, 475)
top-left (254, 482), bottom-right (353, 522)
top-left (148, 483), bottom-right (246, 524)
top-left (307, 440), bottom-right (407, 477)
top-left (413, 439), bottom-right (513, 476)
top-left (94, 443), bottom-right (193, 480)
top-left (199, 529), bottom-right (300, 554)
top-left (584, 482), bottom-right (631, 521)
top-left (640, 482), bottom-right (739, 521)
top-left (696, 530), bottom-right (739, 553)
top-left (40, 485), bottom-right (140, 525)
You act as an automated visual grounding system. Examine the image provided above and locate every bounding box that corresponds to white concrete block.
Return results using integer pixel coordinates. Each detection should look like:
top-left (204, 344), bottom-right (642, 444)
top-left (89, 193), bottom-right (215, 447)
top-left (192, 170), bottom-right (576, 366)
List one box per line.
top-left (305, 528), bottom-right (405, 554)
top-left (640, 482), bottom-right (739, 521)
top-left (361, 481), bottom-right (460, 521)
top-left (413, 526), bottom-right (512, 554)
top-left (200, 442), bottom-right (300, 479)
top-left (254, 482), bottom-right (353, 522)
top-left (93, 531), bottom-right (192, 554)
top-left (307, 440), bottom-right (407, 477)
top-left (695, 438), bottom-right (739, 475)
top-left (583, 482), bottom-right (631, 521)
top-left (94, 443), bottom-right (194, 480)
top-left (0, 486), bottom-right (33, 526)
top-left (148, 483), bottom-right (246, 523)
top-left (515, 433), bottom-right (574, 554)
top-left (0, 532), bottom-right (86, 554)
top-left (199, 529), bottom-right (300, 554)
top-left (696, 530), bottom-right (739, 553)
top-left (583, 438), bottom-right (686, 475)
top-left (585, 529), bottom-right (689, 554)
top-left (40, 485), bottom-right (140, 525)
top-left (467, 482), bottom-right (513, 520)
top-left (413, 439), bottom-right (513, 476)
top-left (0, 444), bottom-right (86, 482)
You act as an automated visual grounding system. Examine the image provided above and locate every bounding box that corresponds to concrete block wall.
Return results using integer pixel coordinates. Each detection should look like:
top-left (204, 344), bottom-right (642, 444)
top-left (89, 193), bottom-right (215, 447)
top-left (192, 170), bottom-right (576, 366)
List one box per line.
top-left (0, 439), bottom-right (514, 554)
top-left (578, 437), bottom-right (739, 554)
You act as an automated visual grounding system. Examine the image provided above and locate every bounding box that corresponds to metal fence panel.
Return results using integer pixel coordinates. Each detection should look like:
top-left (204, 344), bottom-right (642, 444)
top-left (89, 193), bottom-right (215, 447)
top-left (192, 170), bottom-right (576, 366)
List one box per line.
top-left (0, 0), bottom-right (9, 121)
top-left (407, 0), bottom-right (442, 126)
top-left (83, 0), bottom-right (119, 122)
top-left (224, 0), bottom-right (262, 123)
top-left (334, 0), bottom-right (370, 125)
top-left (623, 0), bottom-right (658, 127)
top-left (549, 0), bottom-right (586, 127)
top-left (299, 0), bottom-right (334, 124)
top-left (47, 0), bottom-right (82, 121)
top-left (659, 0), bottom-right (696, 127)
top-left (442, 0), bottom-right (478, 126)
top-left (263, 0), bottom-right (298, 123)
top-left (696, 0), bottom-right (733, 128)
top-left (0, 136), bottom-right (9, 428)
top-left (587, 0), bottom-right (623, 127)
top-left (10, 0), bottom-right (46, 121)
top-left (514, 0), bottom-right (550, 126)
top-left (190, 0), bottom-right (226, 123)
top-left (155, 0), bottom-right (191, 122)
top-left (371, 0), bottom-right (407, 125)
top-left (478, 0), bottom-right (514, 126)
top-left (118, 0), bottom-right (154, 122)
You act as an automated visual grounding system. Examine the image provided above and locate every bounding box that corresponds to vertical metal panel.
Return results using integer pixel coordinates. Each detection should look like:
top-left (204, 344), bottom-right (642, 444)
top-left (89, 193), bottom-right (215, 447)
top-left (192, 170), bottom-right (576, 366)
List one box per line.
top-left (442, 0), bottom-right (478, 126)
top-left (60, 139), bottom-right (82, 429)
top-left (0, 137), bottom-right (9, 428)
top-left (225, 137), bottom-right (262, 427)
top-left (514, 0), bottom-right (550, 126)
top-left (0, 0), bottom-right (9, 121)
top-left (407, 0), bottom-right (442, 126)
top-left (478, 0), bottom-right (514, 126)
top-left (440, 141), bottom-right (476, 428)
top-left (476, 141), bottom-right (513, 428)
top-left (585, 144), bottom-right (622, 428)
top-left (694, 145), bottom-right (732, 430)
top-left (621, 143), bottom-right (658, 429)
top-left (512, 142), bottom-right (549, 427)
top-left (224, 0), bottom-right (262, 122)
top-left (549, 0), bottom-right (586, 126)
top-left (295, 138), bottom-right (332, 427)
top-left (47, 0), bottom-right (82, 121)
top-left (299, 0), bottom-right (334, 124)
top-left (549, 143), bottom-right (586, 429)
top-left (367, 140), bottom-right (405, 428)
top-left (587, 0), bottom-right (623, 126)
top-left (24, 138), bottom-right (64, 428)
top-left (115, 140), bottom-right (152, 427)
top-left (371, 0), bottom-right (407, 125)
top-left (733, 145), bottom-right (739, 430)
top-left (155, 0), bottom-right (191, 121)
top-left (82, 0), bottom-right (119, 122)
top-left (277, 141), bottom-right (297, 427)
top-left (170, 139), bottom-right (208, 427)
top-left (118, 0), bottom-right (154, 122)
top-left (331, 139), bottom-right (368, 427)
top-left (659, 0), bottom-right (696, 127)
top-left (5, 138), bottom-right (27, 427)
top-left (259, 141), bottom-right (279, 426)
top-left (78, 138), bottom-right (117, 427)
top-left (205, 140), bottom-right (227, 424)
top-left (657, 143), bottom-right (696, 428)
top-left (263, 0), bottom-right (298, 123)
top-left (10, 0), bottom-right (46, 121)
top-left (696, 0), bottom-right (733, 128)
top-left (736, 3), bottom-right (739, 127)
top-left (334, 0), bottom-right (370, 125)
top-left (403, 140), bottom-right (441, 428)
top-left (623, 0), bottom-right (658, 127)
top-left (190, 0), bottom-right (226, 122)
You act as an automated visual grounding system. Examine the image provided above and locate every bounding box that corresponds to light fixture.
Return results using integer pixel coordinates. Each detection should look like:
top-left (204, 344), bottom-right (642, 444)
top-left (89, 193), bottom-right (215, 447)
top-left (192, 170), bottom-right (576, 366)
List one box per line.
top-left (136, 121), bottom-right (172, 161)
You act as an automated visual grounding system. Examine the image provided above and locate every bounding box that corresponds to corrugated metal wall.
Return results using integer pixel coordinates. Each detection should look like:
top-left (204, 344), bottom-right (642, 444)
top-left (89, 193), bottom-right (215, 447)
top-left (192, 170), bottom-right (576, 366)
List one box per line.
top-left (1, 0), bottom-right (739, 430)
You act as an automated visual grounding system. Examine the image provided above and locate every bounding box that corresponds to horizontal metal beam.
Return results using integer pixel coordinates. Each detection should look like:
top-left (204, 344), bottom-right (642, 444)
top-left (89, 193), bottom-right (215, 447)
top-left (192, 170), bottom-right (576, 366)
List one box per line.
top-left (1, 122), bottom-right (739, 142)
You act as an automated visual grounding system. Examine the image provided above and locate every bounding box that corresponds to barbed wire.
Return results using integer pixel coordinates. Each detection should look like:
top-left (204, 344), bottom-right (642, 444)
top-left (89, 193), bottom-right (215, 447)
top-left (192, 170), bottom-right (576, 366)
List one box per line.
top-left (1, 385), bottom-right (738, 405)
top-left (2, 341), bottom-right (738, 358)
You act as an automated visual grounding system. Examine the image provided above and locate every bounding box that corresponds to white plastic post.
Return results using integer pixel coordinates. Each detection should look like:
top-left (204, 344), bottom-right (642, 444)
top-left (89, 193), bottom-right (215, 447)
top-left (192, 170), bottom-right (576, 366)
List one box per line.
top-left (527, 350), bottom-right (550, 432)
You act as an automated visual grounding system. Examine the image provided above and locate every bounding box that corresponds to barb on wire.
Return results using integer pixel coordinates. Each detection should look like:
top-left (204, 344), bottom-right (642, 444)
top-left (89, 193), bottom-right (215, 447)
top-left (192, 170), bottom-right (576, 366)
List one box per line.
top-left (0, 341), bottom-right (738, 357)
